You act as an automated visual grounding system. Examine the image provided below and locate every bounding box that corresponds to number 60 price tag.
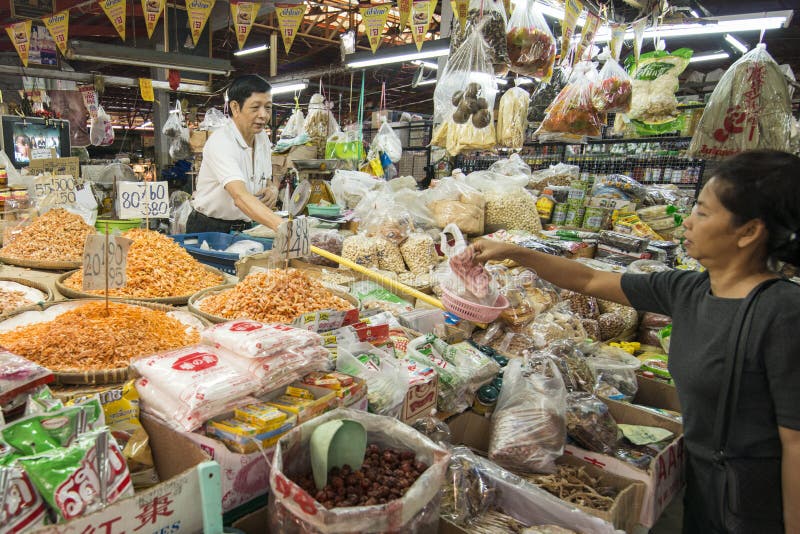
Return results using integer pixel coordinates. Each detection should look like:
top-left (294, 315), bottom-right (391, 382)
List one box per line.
top-left (82, 234), bottom-right (133, 291)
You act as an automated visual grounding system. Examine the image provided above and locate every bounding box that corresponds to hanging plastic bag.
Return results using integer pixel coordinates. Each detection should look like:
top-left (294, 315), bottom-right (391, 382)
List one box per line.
top-left (169, 190), bottom-right (192, 234)
top-left (162, 107), bottom-right (184, 138)
top-left (89, 106), bottom-right (114, 146)
top-left (199, 107), bottom-right (228, 131)
top-left (489, 356), bottom-right (567, 474)
top-left (169, 126), bottom-right (192, 160)
top-left (325, 129), bottom-right (365, 167)
top-left (689, 44), bottom-right (793, 158)
top-left (528, 65), bottom-right (571, 122)
top-left (625, 48), bottom-right (693, 136)
top-left (592, 59), bottom-right (633, 113)
top-left (281, 107), bottom-right (306, 140)
top-left (371, 121), bottom-right (403, 163)
top-left (450, 0), bottom-right (510, 76)
top-left (536, 62), bottom-right (604, 142)
top-left (506, 0), bottom-right (557, 79)
top-left (497, 86), bottom-right (530, 149)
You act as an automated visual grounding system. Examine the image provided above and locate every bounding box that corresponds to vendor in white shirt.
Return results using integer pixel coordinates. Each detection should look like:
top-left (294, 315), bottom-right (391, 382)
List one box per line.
top-left (187, 75), bottom-right (282, 233)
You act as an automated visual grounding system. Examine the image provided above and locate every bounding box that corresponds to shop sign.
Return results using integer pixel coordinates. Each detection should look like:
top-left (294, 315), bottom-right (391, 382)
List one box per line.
top-left (275, 3), bottom-right (306, 54)
top-left (186, 0), bottom-right (215, 46)
top-left (99, 0), bottom-right (126, 41)
top-left (141, 0), bottom-right (165, 39)
top-left (231, 1), bottom-right (260, 50)
top-left (359, 4), bottom-right (390, 53)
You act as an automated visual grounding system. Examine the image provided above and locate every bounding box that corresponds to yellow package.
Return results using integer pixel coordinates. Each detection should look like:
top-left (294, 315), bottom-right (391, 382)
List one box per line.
top-left (285, 386), bottom-right (315, 400)
top-left (266, 396), bottom-right (313, 414)
top-left (234, 403), bottom-right (288, 430)
top-left (208, 418), bottom-right (263, 438)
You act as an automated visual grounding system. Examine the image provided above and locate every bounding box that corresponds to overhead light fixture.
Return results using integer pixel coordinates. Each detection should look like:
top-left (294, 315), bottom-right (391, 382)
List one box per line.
top-left (416, 78), bottom-right (437, 86)
top-left (689, 51), bottom-right (730, 63)
top-left (234, 44), bottom-right (269, 56)
top-left (412, 60), bottom-right (439, 70)
top-left (725, 34), bottom-right (750, 54)
top-left (271, 81), bottom-right (308, 95)
top-left (690, 9), bottom-right (700, 18)
top-left (346, 40), bottom-right (450, 69)
top-left (66, 39), bottom-right (233, 75)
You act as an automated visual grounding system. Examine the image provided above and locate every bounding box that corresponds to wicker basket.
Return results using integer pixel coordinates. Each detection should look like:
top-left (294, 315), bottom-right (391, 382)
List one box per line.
top-left (0, 299), bottom-right (209, 385)
top-left (0, 254), bottom-right (82, 271)
top-left (0, 277), bottom-right (54, 317)
top-left (54, 265), bottom-right (229, 305)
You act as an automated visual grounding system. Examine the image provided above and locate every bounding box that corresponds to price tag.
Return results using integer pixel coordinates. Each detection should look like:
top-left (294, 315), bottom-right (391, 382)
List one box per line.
top-left (273, 216), bottom-right (310, 261)
top-left (32, 175), bottom-right (77, 205)
top-left (82, 234), bottom-right (132, 291)
top-left (117, 181), bottom-right (169, 218)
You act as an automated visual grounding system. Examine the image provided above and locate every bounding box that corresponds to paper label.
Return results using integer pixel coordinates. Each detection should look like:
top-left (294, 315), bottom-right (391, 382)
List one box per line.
top-left (186, 0), bottom-right (215, 46)
top-left (410, 0), bottom-right (434, 52)
top-left (359, 4), bottom-right (390, 53)
top-left (117, 181), bottom-right (169, 219)
top-left (43, 10), bottom-right (69, 55)
top-left (141, 0), bottom-right (166, 39)
top-left (609, 22), bottom-right (626, 61)
top-left (275, 3), bottom-right (306, 54)
top-left (139, 78), bottom-right (154, 102)
top-left (273, 216), bottom-right (309, 261)
top-left (82, 234), bottom-right (132, 291)
top-left (99, 0), bottom-right (127, 40)
top-left (5, 21), bottom-right (32, 67)
top-left (575, 11), bottom-right (601, 62)
top-left (33, 175), bottom-right (77, 205)
top-left (231, 1), bottom-right (260, 50)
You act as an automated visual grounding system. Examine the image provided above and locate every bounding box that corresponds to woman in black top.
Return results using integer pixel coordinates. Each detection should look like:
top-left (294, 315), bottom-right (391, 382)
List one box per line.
top-left (473, 150), bottom-right (800, 533)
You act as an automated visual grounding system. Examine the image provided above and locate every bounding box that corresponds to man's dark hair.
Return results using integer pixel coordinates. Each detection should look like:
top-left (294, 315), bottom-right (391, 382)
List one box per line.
top-left (227, 75), bottom-right (271, 107)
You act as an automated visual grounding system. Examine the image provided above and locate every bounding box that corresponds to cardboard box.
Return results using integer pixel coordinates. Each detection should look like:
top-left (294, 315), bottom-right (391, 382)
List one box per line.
top-left (47, 415), bottom-right (213, 533)
top-left (263, 382), bottom-right (339, 423)
top-left (634, 375), bottom-right (682, 413)
top-left (231, 505), bottom-right (269, 533)
top-left (565, 399), bottom-right (685, 528)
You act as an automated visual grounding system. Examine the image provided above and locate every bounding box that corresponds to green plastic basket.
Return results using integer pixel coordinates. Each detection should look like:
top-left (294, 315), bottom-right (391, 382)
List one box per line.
top-left (307, 204), bottom-right (342, 218)
top-left (95, 219), bottom-right (143, 234)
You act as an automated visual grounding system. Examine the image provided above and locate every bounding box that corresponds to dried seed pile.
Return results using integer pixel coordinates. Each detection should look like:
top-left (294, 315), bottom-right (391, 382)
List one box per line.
top-left (0, 301), bottom-right (200, 371)
top-left (0, 208), bottom-right (95, 262)
top-left (63, 229), bottom-right (225, 298)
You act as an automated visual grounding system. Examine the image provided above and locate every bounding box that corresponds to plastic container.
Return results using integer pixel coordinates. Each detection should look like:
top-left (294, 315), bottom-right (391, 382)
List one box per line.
top-left (440, 287), bottom-right (509, 323)
top-left (306, 203), bottom-right (342, 218)
top-left (95, 219), bottom-right (143, 234)
top-left (170, 232), bottom-right (274, 275)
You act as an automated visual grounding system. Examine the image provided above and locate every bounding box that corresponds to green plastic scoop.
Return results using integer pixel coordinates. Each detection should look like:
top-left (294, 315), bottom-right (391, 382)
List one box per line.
top-left (310, 419), bottom-right (367, 490)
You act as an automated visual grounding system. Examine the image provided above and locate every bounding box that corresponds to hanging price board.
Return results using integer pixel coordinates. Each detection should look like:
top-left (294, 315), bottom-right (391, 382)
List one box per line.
top-left (117, 181), bottom-right (169, 218)
top-left (273, 216), bottom-right (309, 261)
top-left (82, 234), bottom-right (132, 291)
top-left (32, 175), bottom-right (77, 205)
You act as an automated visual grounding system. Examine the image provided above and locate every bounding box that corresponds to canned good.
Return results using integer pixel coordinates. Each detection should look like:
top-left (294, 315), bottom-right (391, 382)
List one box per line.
top-left (564, 206), bottom-right (586, 228)
top-left (582, 207), bottom-right (609, 232)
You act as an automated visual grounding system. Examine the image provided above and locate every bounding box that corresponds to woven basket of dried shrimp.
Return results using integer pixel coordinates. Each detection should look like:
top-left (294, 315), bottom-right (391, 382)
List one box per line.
top-left (0, 278), bottom-right (53, 316)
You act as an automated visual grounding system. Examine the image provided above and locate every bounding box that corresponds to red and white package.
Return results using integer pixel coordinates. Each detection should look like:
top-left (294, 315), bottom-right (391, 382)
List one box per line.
top-left (218, 345), bottom-right (331, 395)
top-left (0, 466), bottom-right (47, 533)
top-left (132, 345), bottom-right (257, 431)
top-left (0, 350), bottom-right (54, 406)
top-left (200, 321), bottom-right (323, 359)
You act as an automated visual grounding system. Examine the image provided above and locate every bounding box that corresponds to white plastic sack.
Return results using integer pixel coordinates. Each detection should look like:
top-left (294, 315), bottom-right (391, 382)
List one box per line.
top-left (336, 344), bottom-right (408, 417)
top-left (201, 321), bottom-right (323, 359)
top-left (89, 106), bottom-right (114, 146)
top-left (371, 121), bottom-right (403, 163)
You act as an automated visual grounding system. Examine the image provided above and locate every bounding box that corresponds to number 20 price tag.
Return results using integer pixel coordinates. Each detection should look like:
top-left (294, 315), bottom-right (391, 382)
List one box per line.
top-left (273, 216), bottom-right (309, 261)
top-left (82, 234), bottom-right (133, 291)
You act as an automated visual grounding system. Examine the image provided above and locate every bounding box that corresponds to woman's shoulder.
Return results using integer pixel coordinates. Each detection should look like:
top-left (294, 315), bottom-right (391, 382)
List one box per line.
top-left (760, 278), bottom-right (800, 308)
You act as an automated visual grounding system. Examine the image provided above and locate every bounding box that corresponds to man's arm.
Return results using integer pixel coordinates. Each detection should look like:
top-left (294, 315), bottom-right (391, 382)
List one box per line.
top-left (224, 180), bottom-right (283, 231)
top-left (780, 426), bottom-right (800, 533)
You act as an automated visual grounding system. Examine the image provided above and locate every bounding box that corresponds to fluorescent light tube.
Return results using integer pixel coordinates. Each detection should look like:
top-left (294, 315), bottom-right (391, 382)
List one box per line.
top-left (416, 78), bottom-right (437, 86)
top-left (271, 82), bottom-right (308, 95)
top-left (234, 44), bottom-right (269, 56)
top-left (725, 34), bottom-right (749, 53)
top-left (689, 51), bottom-right (730, 63)
top-left (690, 9), bottom-right (700, 18)
top-left (347, 47), bottom-right (449, 69)
top-left (412, 60), bottom-right (439, 70)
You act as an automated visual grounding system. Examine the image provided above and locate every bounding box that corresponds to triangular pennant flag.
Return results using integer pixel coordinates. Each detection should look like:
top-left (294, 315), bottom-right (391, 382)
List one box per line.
top-left (410, 0), bottom-right (434, 52)
top-left (360, 4), bottom-right (390, 54)
top-left (560, 0), bottom-right (583, 65)
top-left (42, 10), bottom-right (69, 55)
top-left (186, 0), bottom-right (215, 46)
top-left (141, 0), bottom-right (165, 39)
top-left (99, 0), bottom-right (126, 41)
top-left (575, 11), bottom-right (601, 62)
top-left (231, 1), bottom-right (260, 50)
top-left (275, 3), bottom-right (306, 54)
top-left (5, 21), bottom-right (32, 67)
top-left (398, 0), bottom-right (411, 31)
top-left (453, 0), bottom-right (468, 32)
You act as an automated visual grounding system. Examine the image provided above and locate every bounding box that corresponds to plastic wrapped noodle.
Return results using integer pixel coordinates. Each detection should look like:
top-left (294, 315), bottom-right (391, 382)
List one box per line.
top-left (497, 87), bottom-right (531, 149)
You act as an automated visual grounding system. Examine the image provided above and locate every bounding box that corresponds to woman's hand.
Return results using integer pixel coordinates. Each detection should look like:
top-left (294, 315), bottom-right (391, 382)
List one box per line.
top-left (472, 239), bottom-right (516, 264)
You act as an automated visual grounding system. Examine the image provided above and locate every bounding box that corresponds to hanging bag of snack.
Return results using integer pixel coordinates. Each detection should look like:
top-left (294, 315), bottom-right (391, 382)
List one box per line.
top-left (496, 85), bottom-right (530, 149)
top-left (506, 0), bottom-right (557, 79)
top-left (535, 61), bottom-right (604, 142)
top-left (592, 58), bottom-right (633, 113)
top-left (449, 0), bottom-right (510, 76)
top-left (688, 44), bottom-right (792, 158)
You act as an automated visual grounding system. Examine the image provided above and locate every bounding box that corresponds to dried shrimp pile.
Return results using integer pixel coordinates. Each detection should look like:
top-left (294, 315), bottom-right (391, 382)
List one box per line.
top-left (0, 301), bottom-right (200, 371)
top-left (198, 268), bottom-right (352, 323)
top-left (0, 288), bottom-right (36, 314)
top-left (521, 465), bottom-right (619, 511)
top-left (0, 208), bottom-right (95, 262)
top-left (63, 229), bottom-right (225, 298)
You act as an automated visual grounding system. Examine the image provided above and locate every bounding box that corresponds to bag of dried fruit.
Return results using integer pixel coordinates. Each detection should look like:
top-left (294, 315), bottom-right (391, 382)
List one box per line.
top-left (592, 58), bottom-right (633, 113)
top-left (268, 408), bottom-right (449, 533)
top-left (449, 0), bottom-right (510, 76)
top-left (506, 0), bottom-right (557, 79)
top-left (536, 61), bottom-right (604, 142)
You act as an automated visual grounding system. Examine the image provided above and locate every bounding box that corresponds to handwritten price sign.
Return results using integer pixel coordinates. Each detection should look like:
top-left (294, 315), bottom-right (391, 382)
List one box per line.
top-left (82, 234), bottom-right (132, 291)
top-left (33, 175), bottom-right (77, 205)
top-left (117, 181), bottom-right (169, 218)
top-left (273, 216), bottom-right (309, 261)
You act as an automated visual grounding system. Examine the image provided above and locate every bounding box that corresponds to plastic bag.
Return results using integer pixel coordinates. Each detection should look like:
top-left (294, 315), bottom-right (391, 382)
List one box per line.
top-left (536, 62), bottom-right (604, 142)
top-left (591, 173), bottom-right (646, 201)
top-left (523, 303), bottom-right (588, 350)
top-left (447, 243), bottom-right (499, 306)
top-left (336, 345), bottom-right (407, 417)
top-left (350, 280), bottom-right (414, 316)
top-left (89, 106), bottom-right (114, 146)
top-left (581, 342), bottom-right (641, 402)
top-left (528, 162), bottom-right (579, 191)
top-left (169, 126), bottom-right (192, 160)
top-left (371, 121), bottom-right (403, 163)
top-left (305, 93), bottom-right (340, 141)
top-left (592, 59), bottom-right (632, 113)
top-left (688, 44), bottom-right (793, 158)
top-left (506, 0), bottom-right (557, 79)
top-left (325, 129), bottom-right (365, 166)
top-left (400, 233), bottom-right (436, 275)
top-left (169, 190), bottom-right (192, 234)
top-left (330, 170), bottom-right (382, 209)
top-left (162, 108), bottom-right (184, 138)
top-left (281, 108), bottom-right (306, 140)
top-left (424, 176), bottom-right (485, 235)
top-left (528, 66), bottom-right (571, 123)
top-left (361, 201), bottom-right (413, 245)
top-left (0, 465), bottom-right (47, 531)
top-left (489, 356), bottom-right (566, 473)
top-left (489, 153), bottom-right (531, 178)
top-left (0, 350), bottom-right (53, 406)
top-left (268, 408), bottom-right (449, 534)
top-left (496, 87), bottom-right (531, 149)
top-left (341, 234), bottom-right (383, 269)
top-left (307, 229), bottom-right (344, 267)
top-left (199, 107), bottom-right (228, 131)
top-left (201, 321), bottom-right (322, 359)
top-left (449, 0), bottom-right (509, 76)
top-left (566, 391), bottom-right (620, 454)
top-left (625, 48), bottom-right (693, 135)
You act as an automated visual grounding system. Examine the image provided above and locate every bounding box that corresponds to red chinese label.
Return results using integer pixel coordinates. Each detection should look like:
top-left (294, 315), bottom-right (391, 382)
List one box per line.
top-left (171, 352), bottom-right (218, 371)
top-left (228, 321), bottom-right (263, 332)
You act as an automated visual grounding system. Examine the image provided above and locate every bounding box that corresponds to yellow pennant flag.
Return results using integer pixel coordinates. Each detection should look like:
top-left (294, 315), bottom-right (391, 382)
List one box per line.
top-left (360, 4), bottom-right (390, 53)
top-left (575, 11), bottom-right (601, 62)
top-left (99, 0), bottom-right (126, 41)
top-left (186, 0), bottom-right (215, 46)
top-left (42, 10), bottom-right (69, 56)
top-left (560, 0), bottom-right (582, 64)
top-left (410, 0), bottom-right (433, 52)
top-left (231, 1), bottom-right (260, 50)
top-left (139, 78), bottom-right (154, 101)
top-left (275, 3), bottom-right (306, 54)
top-left (398, 0), bottom-right (411, 31)
top-left (141, 0), bottom-right (165, 39)
top-left (453, 0), bottom-right (468, 32)
top-left (5, 21), bottom-right (32, 67)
